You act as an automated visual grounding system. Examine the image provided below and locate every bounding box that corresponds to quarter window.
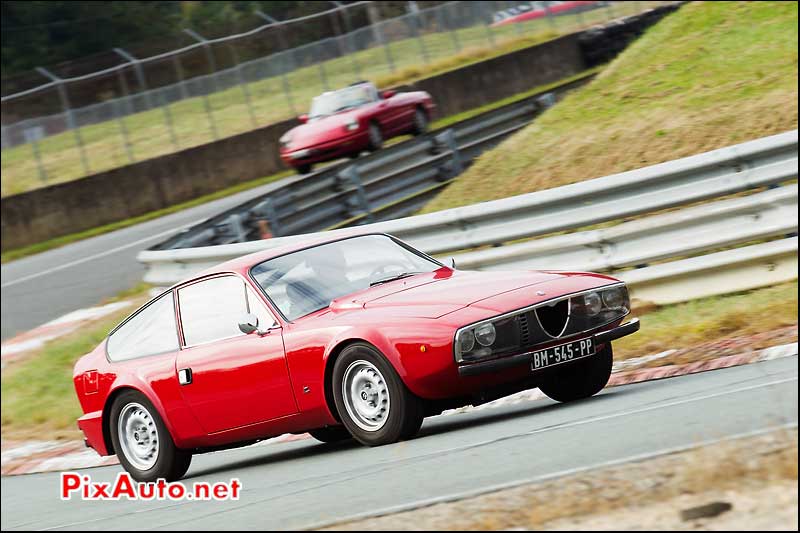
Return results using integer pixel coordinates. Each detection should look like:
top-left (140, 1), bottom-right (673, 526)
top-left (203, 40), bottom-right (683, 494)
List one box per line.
top-left (178, 276), bottom-right (250, 346)
top-left (107, 293), bottom-right (179, 361)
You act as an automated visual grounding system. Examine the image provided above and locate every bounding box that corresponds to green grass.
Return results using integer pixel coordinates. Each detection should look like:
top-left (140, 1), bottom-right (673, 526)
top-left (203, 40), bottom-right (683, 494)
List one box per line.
top-left (0, 68), bottom-right (600, 263)
top-left (1, 279), bottom-right (796, 440)
top-left (615, 281), bottom-right (798, 360)
top-left (0, 2), bottom-right (659, 198)
top-left (421, 1), bottom-right (799, 213)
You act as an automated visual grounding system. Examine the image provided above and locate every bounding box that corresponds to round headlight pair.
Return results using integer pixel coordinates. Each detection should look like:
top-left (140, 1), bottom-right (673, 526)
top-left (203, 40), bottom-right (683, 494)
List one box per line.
top-left (458, 322), bottom-right (497, 354)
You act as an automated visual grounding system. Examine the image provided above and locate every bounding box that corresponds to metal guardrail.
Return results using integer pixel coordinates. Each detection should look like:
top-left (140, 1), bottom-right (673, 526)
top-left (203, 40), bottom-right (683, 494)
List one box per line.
top-left (153, 74), bottom-right (594, 250)
top-left (138, 129), bottom-right (799, 304)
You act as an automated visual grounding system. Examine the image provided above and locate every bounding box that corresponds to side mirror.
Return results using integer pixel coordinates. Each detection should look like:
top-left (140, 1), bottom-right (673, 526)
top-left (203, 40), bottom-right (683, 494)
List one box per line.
top-left (382, 90), bottom-right (396, 99)
top-left (298, 114), bottom-right (309, 124)
top-left (238, 313), bottom-right (266, 335)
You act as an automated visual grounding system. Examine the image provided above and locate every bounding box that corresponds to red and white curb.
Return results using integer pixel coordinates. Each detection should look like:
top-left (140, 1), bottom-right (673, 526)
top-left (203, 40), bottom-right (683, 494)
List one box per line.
top-left (1, 301), bottom-right (134, 368)
top-left (2, 340), bottom-right (795, 476)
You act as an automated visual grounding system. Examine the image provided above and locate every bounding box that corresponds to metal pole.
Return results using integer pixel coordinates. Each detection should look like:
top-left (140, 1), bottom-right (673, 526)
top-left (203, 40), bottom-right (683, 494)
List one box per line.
top-left (35, 67), bottom-right (90, 174)
top-left (544, 2), bottom-right (557, 29)
top-left (408, 6), bottom-right (429, 64)
top-left (437, 4), bottom-right (461, 53)
top-left (113, 67), bottom-right (135, 162)
top-left (255, 11), bottom-right (296, 115)
top-left (182, 29), bottom-right (218, 139)
top-left (26, 133), bottom-right (48, 184)
top-left (113, 48), bottom-right (153, 110)
top-left (331, 1), bottom-right (361, 79)
top-left (376, 22), bottom-right (396, 72)
top-left (483, 1), bottom-right (496, 46)
top-left (227, 43), bottom-right (258, 128)
top-left (183, 28), bottom-right (219, 93)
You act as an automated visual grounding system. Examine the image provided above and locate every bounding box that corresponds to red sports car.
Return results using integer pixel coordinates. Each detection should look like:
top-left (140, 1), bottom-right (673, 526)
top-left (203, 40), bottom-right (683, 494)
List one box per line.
top-left (73, 233), bottom-right (639, 481)
top-left (279, 82), bottom-right (435, 174)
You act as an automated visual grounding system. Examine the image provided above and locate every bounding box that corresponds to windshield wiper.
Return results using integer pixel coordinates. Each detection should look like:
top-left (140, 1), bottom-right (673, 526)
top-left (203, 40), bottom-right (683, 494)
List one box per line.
top-left (369, 272), bottom-right (421, 287)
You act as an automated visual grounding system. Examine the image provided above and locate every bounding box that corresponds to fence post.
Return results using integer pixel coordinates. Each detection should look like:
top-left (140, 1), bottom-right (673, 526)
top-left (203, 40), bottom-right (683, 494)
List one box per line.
top-left (113, 48), bottom-right (153, 111)
top-left (23, 128), bottom-right (48, 185)
top-left (35, 67), bottom-right (90, 175)
top-left (437, 4), bottom-right (461, 53)
top-left (339, 165), bottom-right (373, 222)
top-left (227, 43), bottom-right (258, 128)
top-left (250, 197), bottom-right (282, 237)
top-left (335, 1), bottom-right (362, 79)
top-left (544, 2), bottom-right (557, 29)
top-left (481, 2), bottom-right (496, 47)
top-left (408, 7), bottom-right (430, 64)
top-left (183, 29), bottom-right (219, 93)
top-left (375, 22), bottom-right (396, 73)
top-left (256, 11), bottom-right (297, 115)
top-left (182, 29), bottom-right (219, 140)
top-left (111, 67), bottom-right (135, 163)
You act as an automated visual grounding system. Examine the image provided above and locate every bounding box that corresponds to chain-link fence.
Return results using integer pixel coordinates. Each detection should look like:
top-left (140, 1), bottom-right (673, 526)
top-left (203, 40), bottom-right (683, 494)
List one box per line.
top-left (1, 1), bottom-right (665, 196)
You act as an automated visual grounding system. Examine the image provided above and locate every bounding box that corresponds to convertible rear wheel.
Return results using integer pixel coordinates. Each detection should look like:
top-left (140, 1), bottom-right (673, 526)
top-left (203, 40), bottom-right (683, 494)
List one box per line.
top-left (333, 343), bottom-right (424, 446)
top-left (110, 390), bottom-right (192, 482)
top-left (308, 425), bottom-right (352, 443)
top-left (538, 344), bottom-right (613, 403)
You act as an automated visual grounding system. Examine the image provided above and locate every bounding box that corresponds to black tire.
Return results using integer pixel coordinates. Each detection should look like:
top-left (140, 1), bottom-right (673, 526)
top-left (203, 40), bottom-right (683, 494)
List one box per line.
top-left (308, 425), bottom-right (352, 443)
top-left (297, 163), bottom-right (312, 174)
top-left (332, 343), bottom-right (424, 446)
top-left (366, 122), bottom-right (383, 152)
top-left (411, 107), bottom-right (428, 135)
top-left (109, 390), bottom-right (192, 482)
top-left (539, 344), bottom-right (613, 403)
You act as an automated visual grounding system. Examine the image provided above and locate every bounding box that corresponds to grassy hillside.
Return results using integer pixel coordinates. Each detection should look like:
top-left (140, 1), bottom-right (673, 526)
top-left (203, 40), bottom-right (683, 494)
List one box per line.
top-left (422, 1), bottom-right (798, 213)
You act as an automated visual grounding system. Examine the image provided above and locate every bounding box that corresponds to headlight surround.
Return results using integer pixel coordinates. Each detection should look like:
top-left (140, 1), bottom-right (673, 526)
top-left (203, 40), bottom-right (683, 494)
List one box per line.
top-left (601, 286), bottom-right (627, 311)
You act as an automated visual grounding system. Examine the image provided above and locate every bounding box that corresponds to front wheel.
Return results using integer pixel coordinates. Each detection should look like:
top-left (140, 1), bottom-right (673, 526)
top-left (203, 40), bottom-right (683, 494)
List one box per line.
top-left (297, 163), bottom-right (312, 174)
top-left (411, 107), bottom-right (428, 135)
top-left (538, 344), bottom-right (613, 403)
top-left (332, 343), bottom-right (424, 446)
top-left (110, 391), bottom-right (192, 482)
top-left (366, 123), bottom-right (383, 152)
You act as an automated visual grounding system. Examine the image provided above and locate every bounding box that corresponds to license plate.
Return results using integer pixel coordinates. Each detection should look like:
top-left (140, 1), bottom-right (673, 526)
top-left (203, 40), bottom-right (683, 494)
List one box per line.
top-left (530, 338), bottom-right (595, 371)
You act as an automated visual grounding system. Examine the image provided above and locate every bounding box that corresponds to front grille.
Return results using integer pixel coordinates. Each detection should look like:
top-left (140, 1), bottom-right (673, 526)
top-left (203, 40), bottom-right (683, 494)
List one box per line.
top-left (536, 299), bottom-right (569, 338)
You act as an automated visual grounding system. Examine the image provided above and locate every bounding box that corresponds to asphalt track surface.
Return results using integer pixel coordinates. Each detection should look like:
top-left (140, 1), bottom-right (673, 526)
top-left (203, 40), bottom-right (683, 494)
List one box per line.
top-left (0, 173), bottom-right (304, 341)
top-left (1, 356), bottom-right (796, 531)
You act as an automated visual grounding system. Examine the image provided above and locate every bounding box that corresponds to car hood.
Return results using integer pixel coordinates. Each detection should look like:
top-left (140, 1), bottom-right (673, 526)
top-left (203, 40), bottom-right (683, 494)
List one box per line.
top-left (329, 269), bottom-right (592, 319)
top-left (284, 109), bottom-right (363, 148)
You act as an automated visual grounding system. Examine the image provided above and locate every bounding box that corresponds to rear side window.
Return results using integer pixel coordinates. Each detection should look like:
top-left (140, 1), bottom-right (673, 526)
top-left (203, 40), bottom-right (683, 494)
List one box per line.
top-left (107, 293), bottom-right (179, 361)
top-left (178, 276), bottom-right (250, 347)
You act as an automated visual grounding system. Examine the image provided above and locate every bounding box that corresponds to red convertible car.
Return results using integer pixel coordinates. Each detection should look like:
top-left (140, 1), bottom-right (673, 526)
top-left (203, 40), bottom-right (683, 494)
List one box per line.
top-left (279, 81), bottom-right (435, 174)
top-left (73, 233), bottom-right (639, 481)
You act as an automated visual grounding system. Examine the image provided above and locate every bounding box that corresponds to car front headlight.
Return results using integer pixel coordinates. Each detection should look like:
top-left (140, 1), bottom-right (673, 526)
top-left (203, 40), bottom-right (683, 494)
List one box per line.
top-left (345, 119), bottom-right (360, 132)
top-left (474, 323), bottom-right (496, 346)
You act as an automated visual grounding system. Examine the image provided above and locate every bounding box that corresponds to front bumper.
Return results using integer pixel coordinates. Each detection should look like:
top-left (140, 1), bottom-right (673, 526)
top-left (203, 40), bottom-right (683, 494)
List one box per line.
top-left (280, 131), bottom-right (368, 167)
top-left (457, 318), bottom-right (640, 377)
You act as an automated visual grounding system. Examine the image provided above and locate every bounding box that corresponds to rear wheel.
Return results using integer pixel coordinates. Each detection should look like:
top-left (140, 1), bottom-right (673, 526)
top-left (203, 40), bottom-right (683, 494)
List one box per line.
top-left (308, 426), bottom-right (352, 443)
top-left (539, 344), bottom-right (613, 403)
top-left (332, 343), bottom-right (424, 446)
top-left (110, 391), bottom-right (192, 482)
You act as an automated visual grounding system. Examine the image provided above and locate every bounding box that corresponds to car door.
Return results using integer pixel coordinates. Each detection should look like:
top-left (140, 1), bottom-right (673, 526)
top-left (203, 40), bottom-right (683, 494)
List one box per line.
top-left (175, 274), bottom-right (298, 434)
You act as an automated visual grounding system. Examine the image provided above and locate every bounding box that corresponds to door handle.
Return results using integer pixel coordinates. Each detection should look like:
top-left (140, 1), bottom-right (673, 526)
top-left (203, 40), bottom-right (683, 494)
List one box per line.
top-left (178, 368), bottom-right (193, 385)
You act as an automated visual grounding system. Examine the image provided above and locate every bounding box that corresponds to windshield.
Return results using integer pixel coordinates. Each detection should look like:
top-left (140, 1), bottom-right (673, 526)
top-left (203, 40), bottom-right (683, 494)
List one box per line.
top-left (309, 84), bottom-right (376, 119)
top-left (250, 235), bottom-right (441, 321)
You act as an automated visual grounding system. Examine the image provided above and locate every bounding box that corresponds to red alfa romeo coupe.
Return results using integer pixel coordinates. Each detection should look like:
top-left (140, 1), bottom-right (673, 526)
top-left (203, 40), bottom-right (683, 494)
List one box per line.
top-left (278, 81), bottom-right (435, 174)
top-left (73, 233), bottom-right (639, 481)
